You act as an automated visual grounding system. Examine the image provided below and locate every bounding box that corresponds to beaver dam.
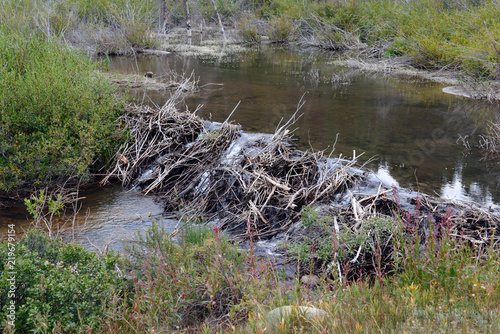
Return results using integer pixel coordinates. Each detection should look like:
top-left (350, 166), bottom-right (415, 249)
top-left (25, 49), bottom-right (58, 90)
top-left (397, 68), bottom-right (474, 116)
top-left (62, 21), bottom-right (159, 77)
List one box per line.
top-left (102, 82), bottom-right (500, 279)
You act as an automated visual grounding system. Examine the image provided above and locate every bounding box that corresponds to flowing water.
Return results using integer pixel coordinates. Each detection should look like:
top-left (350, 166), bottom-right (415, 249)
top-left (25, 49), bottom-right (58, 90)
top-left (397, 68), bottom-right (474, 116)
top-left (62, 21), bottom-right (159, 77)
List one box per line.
top-left (2, 43), bottom-right (500, 249)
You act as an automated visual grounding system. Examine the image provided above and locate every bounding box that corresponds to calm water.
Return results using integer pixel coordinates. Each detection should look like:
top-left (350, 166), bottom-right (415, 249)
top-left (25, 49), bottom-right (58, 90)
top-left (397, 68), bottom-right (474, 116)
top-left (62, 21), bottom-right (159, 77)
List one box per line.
top-left (2, 43), bottom-right (500, 246)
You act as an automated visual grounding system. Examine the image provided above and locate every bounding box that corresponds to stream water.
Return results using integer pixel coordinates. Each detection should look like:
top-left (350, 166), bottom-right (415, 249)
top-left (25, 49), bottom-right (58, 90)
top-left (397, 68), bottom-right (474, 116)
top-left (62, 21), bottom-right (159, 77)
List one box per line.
top-left (2, 43), bottom-right (500, 250)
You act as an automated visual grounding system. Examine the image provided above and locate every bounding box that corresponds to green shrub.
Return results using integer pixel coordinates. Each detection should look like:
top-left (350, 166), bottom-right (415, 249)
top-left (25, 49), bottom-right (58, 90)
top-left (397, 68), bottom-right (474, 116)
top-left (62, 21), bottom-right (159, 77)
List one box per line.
top-left (0, 229), bottom-right (123, 332)
top-left (236, 15), bottom-right (262, 43)
top-left (288, 208), bottom-right (396, 278)
top-left (0, 32), bottom-right (125, 192)
top-left (384, 37), bottom-right (410, 58)
top-left (268, 16), bottom-right (294, 43)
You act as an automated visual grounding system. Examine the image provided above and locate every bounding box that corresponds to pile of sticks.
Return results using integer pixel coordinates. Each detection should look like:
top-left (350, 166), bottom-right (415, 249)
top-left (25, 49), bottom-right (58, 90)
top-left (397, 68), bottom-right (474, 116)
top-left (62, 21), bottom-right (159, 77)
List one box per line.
top-left (103, 91), bottom-right (358, 239)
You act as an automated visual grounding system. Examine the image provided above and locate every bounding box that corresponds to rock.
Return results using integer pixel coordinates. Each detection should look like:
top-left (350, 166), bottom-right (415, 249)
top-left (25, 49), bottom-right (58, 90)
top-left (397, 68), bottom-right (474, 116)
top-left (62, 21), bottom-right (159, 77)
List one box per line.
top-left (267, 306), bottom-right (327, 325)
top-left (301, 274), bottom-right (320, 287)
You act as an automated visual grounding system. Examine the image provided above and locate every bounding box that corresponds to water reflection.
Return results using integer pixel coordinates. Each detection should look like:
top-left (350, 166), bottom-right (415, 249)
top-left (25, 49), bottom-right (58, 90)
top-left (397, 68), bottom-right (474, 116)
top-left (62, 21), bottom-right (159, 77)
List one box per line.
top-left (108, 44), bottom-right (500, 205)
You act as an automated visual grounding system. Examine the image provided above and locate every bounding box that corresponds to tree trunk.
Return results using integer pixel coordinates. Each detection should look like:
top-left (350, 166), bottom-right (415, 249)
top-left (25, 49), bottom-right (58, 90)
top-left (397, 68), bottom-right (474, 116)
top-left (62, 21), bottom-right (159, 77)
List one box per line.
top-left (183, 0), bottom-right (192, 40)
top-left (210, 0), bottom-right (226, 40)
top-left (160, 0), bottom-right (167, 32)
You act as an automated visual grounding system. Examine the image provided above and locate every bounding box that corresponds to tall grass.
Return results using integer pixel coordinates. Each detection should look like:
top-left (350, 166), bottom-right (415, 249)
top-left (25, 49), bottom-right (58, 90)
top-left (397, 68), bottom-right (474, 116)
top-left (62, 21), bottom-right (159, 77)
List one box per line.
top-left (101, 221), bottom-right (283, 332)
top-left (3, 211), bottom-right (500, 333)
top-left (0, 0), bottom-right (160, 54)
top-left (241, 211), bottom-right (500, 333)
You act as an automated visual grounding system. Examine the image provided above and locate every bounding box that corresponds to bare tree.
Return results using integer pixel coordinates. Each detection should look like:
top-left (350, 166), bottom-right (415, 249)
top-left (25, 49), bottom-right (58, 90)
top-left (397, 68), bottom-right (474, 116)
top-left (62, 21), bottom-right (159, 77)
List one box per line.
top-left (183, 0), bottom-right (192, 40)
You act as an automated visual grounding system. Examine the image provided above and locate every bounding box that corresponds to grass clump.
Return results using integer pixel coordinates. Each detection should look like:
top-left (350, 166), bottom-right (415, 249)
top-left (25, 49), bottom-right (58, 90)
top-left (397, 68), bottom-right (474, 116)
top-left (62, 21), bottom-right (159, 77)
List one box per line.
top-left (236, 15), bottom-right (262, 44)
top-left (0, 32), bottom-right (125, 193)
top-left (103, 221), bottom-right (282, 332)
top-left (267, 16), bottom-right (295, 43)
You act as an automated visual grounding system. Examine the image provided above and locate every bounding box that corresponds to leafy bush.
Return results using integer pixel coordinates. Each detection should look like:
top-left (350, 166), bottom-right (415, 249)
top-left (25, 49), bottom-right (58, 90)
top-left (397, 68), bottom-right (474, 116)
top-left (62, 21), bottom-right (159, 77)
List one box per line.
top-left (0, 32), bottom-right (125, 192)
top-left (0, 229), bottom-right (123, 332)
top-left (268, 16), bottom-right (294, 43)
top-left (236, 15), bottom-right (262, 43)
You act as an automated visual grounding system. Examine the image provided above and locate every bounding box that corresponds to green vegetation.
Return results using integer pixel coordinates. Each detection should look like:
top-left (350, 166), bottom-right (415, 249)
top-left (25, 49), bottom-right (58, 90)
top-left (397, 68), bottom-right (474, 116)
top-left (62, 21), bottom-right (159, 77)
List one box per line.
top-left (0, 0), bottom-right (160, 54)
top-left (288, 207), bottom-right (396, 279)
top-left (2, 213), bottom-right (500, 333)
top-left (0, 32), bottom-right (124, 192)
top-left (236, 15), bottom-right (263, 44)
top-left (104, 222), bottom-right (283, 331)
top-left (2, 0), bottom-right (499, 78)
top-left (268, 16), bottom-right (295, 43)
top-left (0, 229), bottom-right (123, 332)
top-left (1, 0), bottom-right (500, 332)
top-left (235, 0), bottom-right (500, 78)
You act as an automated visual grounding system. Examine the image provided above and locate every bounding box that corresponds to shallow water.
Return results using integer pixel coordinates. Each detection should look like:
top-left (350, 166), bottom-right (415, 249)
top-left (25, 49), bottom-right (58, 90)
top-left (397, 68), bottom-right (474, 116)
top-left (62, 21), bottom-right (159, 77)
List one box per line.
top-left (2, 42), bottom-right (500, 248)
top-left (0, 185), bottom-right (176, 252)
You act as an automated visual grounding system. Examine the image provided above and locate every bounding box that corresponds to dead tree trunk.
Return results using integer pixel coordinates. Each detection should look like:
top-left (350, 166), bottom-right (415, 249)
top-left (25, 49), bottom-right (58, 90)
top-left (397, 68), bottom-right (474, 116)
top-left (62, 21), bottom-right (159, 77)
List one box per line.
top-left (160, 0), bottom-right (167, 32)
top-left (210, 0), bottom-right (226, 40)
top-left (183, 0), bottom-right (192, 40)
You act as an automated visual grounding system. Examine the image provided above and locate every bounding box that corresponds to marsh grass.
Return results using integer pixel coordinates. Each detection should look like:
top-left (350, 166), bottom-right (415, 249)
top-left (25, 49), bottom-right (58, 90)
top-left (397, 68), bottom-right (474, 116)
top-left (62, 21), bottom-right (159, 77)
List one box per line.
top-left (236, 15), bottom-right (263, 44)
top-left (241, 212), bottom-right (500, 333)
top-left (102, 221), bottom-right (282, 332)
top-left (3, 0), bottom-right (500, 78)
top-left (267, 16), bottom-right (295, 43)
top-left (263, 0), bottom-right (500, 79)
top-left (0, 0), bottom-right (160, 54)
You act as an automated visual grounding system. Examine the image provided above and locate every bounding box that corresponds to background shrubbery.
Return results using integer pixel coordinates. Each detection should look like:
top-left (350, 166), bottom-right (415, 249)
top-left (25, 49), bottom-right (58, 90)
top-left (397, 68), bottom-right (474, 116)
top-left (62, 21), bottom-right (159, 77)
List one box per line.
top-left (2, 0), bottom-right (500, 78)
top-left (236, 0), bottom-right (500, 78)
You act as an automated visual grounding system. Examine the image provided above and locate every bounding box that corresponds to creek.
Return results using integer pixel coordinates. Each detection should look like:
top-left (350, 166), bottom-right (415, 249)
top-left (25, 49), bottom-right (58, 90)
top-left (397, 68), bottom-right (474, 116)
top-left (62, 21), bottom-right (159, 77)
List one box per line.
top-left (2, 43), bottom-right (500, 251)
